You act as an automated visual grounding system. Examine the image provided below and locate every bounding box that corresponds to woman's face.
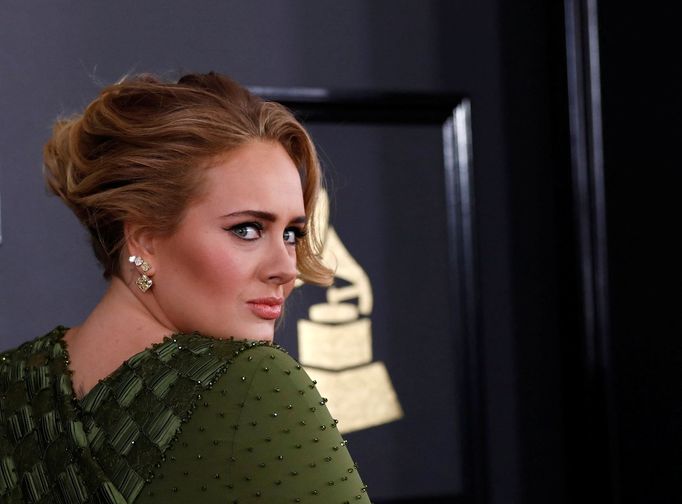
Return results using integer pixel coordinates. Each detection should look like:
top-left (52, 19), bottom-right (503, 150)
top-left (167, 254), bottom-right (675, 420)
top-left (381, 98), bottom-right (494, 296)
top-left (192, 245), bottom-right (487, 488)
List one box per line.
top-left (148, 140), bottom-right (305, 341)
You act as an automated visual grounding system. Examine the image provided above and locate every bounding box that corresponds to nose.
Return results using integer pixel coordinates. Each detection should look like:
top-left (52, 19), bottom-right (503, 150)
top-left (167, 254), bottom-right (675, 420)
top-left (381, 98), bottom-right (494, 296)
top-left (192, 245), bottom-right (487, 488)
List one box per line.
top-left (263, 236), bottom-right (297, 286)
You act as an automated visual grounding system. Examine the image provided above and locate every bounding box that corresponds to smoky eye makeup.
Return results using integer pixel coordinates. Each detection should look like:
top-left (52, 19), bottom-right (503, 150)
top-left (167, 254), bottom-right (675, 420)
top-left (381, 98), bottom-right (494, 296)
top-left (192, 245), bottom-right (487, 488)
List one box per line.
top-left (226, 221), bottom-right (263, 240)
top-left (283, 226), bottom-right (308, 245)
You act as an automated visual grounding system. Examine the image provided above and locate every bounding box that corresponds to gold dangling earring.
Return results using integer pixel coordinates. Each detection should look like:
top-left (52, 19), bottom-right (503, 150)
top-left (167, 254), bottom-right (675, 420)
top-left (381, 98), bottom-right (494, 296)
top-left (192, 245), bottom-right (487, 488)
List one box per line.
top-left (129, 255), bottom-right (153, 292)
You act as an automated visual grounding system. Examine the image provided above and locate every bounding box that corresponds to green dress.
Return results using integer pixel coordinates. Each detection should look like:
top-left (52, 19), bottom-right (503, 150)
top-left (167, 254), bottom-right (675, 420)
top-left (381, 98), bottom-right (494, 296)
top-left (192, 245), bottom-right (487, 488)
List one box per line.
top-left (0, 327), bottom-right (370, 503)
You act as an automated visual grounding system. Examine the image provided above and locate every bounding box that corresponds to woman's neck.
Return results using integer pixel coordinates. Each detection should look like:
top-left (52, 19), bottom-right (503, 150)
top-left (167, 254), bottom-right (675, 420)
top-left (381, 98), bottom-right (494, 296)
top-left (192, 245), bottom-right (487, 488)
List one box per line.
top-left (64, 276), bottom-right (177, 398)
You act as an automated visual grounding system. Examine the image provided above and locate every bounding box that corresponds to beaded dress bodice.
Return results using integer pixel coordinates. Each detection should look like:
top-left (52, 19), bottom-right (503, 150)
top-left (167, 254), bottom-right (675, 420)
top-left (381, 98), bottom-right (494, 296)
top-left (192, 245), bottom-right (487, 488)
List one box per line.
top-left (0, 327), bottom-right (369, 503)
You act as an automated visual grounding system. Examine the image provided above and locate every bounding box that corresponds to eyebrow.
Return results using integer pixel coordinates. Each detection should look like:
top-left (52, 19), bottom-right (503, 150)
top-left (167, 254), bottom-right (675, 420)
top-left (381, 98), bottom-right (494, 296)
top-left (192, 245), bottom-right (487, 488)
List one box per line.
top-left (223, 210), bottom-right (306, 225)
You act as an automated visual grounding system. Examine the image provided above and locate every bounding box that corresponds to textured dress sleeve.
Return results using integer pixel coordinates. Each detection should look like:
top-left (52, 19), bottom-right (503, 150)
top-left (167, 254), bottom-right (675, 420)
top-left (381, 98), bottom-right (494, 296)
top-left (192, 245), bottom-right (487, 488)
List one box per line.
top-left (137, 344), bottom-right (370, 503)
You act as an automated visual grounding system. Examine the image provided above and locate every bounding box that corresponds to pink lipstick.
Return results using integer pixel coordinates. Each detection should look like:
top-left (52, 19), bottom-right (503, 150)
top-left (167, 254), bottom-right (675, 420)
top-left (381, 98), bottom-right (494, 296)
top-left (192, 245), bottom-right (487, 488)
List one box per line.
top-left (247, 297), bottom-right (283, 320)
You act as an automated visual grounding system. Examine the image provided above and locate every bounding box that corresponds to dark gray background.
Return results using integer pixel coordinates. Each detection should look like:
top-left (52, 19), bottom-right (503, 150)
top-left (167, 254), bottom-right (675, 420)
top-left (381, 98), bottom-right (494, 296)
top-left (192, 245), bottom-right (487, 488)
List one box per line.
top-left (276, 123), bottom-right (459, 499)
top-left (0, 0), bottom-right (503, 342)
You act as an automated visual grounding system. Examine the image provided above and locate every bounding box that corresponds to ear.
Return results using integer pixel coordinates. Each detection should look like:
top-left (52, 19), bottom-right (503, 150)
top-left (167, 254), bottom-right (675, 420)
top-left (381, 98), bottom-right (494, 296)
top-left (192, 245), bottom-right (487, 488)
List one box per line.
top-left (124, 221), bottom-right (158, 263)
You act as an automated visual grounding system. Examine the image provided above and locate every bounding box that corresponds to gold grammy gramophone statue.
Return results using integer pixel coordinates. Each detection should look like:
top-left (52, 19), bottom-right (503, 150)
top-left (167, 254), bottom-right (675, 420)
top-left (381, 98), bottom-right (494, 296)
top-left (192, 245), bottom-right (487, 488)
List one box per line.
top-left (296, 190), bottom-right (403, 433)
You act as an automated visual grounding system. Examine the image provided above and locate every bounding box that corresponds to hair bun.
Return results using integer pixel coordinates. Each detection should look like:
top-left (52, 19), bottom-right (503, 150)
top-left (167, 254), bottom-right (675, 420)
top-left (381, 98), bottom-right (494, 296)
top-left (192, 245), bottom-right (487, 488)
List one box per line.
top-left (40, 72), bottom-right (331, 284)
top-left (43, 115), bottom-right (89, 222)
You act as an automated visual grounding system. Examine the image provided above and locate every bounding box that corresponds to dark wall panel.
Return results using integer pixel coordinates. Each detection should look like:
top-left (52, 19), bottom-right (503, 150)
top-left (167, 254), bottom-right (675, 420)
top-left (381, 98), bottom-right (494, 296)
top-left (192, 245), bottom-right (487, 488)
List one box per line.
top-left (277, 123), bottom-right (462, 500)
top-left (0, 0), bottom-right (455, 345)
top-left (599, 3), bottom-right (682, 503)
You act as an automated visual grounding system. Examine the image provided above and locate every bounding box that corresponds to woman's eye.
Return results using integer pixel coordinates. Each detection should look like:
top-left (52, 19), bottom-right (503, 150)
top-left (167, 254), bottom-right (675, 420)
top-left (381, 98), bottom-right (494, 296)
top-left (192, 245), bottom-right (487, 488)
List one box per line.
top-left (283, 227), bottom-right (306, 245)
top-left (230, 223), bottom-right (262, 240)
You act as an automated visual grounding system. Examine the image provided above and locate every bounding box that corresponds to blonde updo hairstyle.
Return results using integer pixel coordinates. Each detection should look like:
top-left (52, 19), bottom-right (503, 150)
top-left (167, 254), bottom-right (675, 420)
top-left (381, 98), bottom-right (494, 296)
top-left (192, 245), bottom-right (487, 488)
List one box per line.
top-left (43, 72), bottom-right (332, 285)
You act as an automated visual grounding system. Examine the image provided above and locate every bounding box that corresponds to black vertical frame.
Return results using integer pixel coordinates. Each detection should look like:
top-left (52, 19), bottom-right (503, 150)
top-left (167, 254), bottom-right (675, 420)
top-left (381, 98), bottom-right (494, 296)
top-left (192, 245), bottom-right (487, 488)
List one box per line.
top-left (564, 0), bottom-right (619, 502)
top-left (252, 88), bottom-right (484, 503)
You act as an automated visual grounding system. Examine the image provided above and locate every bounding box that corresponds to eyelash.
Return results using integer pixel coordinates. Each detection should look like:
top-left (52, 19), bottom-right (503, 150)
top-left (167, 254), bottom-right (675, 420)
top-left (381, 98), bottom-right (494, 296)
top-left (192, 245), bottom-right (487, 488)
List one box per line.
top-left (227, 222), bottom-right (307, 245)
top-left (284, 227), bottom-right (308, 245)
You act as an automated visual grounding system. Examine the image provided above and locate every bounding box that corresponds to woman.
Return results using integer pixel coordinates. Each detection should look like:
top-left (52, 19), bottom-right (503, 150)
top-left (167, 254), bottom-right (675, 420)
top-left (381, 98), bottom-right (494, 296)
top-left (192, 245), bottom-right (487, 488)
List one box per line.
top-left (0, 73), bottom-right (369, 503)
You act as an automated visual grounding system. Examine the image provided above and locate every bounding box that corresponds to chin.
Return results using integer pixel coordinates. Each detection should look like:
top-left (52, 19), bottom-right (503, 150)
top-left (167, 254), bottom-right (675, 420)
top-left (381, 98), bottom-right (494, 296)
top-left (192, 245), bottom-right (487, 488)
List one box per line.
top-left (223, 320), bottom-right (275, 342)
top-left (248, 322), bottom-right (276, 342)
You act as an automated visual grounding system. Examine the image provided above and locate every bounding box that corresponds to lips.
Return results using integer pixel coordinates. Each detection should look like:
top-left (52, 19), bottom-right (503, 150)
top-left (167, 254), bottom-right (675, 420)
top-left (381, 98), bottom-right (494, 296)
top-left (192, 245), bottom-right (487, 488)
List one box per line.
top-left (246, 297), bottom-right (284, 320)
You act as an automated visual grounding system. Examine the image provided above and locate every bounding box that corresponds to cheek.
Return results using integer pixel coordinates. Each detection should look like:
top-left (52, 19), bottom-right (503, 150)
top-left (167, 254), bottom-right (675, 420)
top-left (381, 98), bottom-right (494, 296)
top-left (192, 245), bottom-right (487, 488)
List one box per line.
top-left (283, 279), bottom-right (296, 299)
top-left (163, 235), bottom-right (245, 294)
top-left (190, 248), bottom-right (246, 294)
